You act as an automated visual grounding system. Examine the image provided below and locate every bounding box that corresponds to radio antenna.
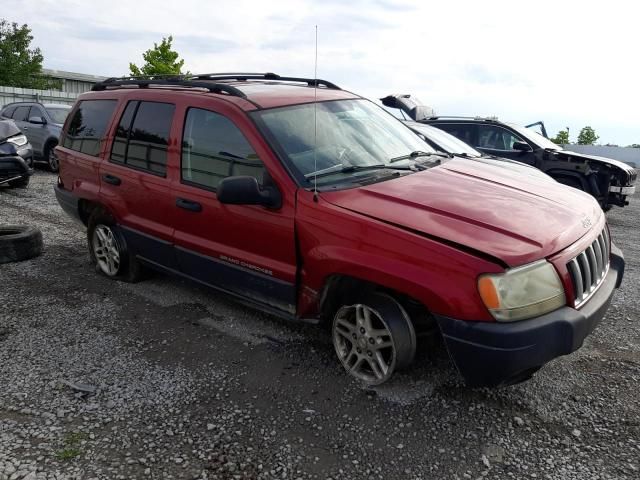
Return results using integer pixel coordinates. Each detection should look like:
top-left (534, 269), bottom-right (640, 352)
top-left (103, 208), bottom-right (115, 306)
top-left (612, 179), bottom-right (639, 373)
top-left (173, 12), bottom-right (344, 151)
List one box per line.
top-left (312, 25), bottom-right (319, 202)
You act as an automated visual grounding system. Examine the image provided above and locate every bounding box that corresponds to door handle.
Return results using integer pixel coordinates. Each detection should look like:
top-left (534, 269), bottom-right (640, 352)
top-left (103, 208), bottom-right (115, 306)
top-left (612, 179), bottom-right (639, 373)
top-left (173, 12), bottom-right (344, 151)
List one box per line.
top-left (176, 198), bottom-right (202, 212)
top-left (102, 174), bottom-right (121, 186)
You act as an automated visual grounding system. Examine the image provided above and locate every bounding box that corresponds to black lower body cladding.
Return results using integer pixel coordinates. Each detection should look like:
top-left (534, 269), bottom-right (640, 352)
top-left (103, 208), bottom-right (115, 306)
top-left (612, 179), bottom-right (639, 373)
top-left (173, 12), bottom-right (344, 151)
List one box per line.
top-left (435, 244), bottom-right (625, 387)
top-left (54, 184), bottom-right (84, 225)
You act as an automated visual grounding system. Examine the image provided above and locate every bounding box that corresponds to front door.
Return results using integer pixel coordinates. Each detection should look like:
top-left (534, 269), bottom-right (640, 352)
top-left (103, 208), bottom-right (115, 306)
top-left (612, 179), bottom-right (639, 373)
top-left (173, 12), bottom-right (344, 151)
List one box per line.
top-left (475, 125), bottom-right (536, 165)
top-left (170, 105), bottom-right (298, 315)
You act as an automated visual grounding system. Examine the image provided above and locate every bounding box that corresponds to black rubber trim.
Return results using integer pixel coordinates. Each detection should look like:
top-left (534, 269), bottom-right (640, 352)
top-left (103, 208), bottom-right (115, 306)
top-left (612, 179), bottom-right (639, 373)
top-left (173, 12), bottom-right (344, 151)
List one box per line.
top-left (53, 184), bottom-right (83, 224)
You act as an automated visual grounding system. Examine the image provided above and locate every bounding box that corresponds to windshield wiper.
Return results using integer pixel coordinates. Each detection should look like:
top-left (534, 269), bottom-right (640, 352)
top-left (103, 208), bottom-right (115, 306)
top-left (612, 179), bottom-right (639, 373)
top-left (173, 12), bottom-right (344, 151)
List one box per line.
top-left (389, 151), bottom-right (452, 163)
top-left (304, 163), bottom-right (412, 180)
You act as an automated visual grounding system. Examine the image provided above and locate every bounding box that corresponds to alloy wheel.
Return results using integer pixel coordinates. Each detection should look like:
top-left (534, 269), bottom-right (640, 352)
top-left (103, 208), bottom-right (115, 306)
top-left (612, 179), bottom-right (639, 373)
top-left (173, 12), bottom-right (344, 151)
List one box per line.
top-left (333, 303), bottom-right (397, 384)
top-left (92, 225), bottom-right (120, 276)
top-left (48, 149), bottom-right (59, 172)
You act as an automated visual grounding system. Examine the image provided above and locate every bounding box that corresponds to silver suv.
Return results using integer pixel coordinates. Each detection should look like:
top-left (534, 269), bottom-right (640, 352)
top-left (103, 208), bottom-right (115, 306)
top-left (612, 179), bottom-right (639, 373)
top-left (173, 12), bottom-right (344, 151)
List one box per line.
top-left (0, 102), bottom-right (71, 172)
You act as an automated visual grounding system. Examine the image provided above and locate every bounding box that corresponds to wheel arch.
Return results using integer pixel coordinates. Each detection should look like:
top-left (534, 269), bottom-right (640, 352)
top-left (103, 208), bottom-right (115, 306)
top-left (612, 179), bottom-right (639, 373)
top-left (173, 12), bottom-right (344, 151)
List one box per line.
top-left (78, 199), bottom-right (109, 226)
top-left (44, 136), bottom-right (59, 154)
top-left (318, 273), bottom-right (438, 335)
top-left (545, 169), bottom-right (589, 191)
top-left (299, 245), bottom-right (496, 323)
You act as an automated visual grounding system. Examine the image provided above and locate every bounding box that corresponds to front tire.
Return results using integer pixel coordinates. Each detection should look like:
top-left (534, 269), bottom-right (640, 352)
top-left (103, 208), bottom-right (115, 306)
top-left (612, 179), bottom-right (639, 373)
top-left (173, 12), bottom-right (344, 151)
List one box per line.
top-left (45, 141), bottom-right (59, 172)
top-left (87, 209), bottom-right (143, 282)
top-left (8, 175), bottom-right (30, 188)
top-left (332, 293), bottom-right (416, 385)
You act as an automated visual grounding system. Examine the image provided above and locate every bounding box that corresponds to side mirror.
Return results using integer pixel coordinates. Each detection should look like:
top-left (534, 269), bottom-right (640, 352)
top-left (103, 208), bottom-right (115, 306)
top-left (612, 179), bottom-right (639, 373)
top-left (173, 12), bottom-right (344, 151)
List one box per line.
top-left (28, 116), bottom-right (46, 125)
top-left (512, 141), bottom-right (532, 152)
top-left (217, 176), bottom-right (282, 209)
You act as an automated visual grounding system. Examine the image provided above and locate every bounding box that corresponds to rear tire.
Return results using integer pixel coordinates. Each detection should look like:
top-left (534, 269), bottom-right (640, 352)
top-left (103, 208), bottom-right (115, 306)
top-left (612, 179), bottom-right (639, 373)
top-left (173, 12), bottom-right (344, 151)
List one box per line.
top-left (332, 293), bottom-right (416, 385)
top-left (87, 208), bottom-right (143, 282)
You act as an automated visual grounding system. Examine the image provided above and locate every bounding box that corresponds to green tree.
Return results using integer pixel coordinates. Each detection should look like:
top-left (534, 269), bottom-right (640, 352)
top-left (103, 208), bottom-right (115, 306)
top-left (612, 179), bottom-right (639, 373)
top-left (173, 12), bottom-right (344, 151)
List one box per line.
top-left (129, 36), bottom-right (186, 77)
top-left (627, 144), bottom-right (640, 148)
top-left (552, 129), bottom-right (570, 145)
top-left (0, 19), bottom-right (58, 89)
top-left (577, 126), bottom-right (599, 145)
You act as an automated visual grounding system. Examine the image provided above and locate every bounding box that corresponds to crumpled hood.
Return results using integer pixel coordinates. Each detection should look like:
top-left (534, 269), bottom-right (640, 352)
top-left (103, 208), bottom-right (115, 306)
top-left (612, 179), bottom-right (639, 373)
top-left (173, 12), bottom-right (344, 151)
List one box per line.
top-left (555, 149), bottom-right (636, 181)
top-left (0, 119), bottom-right (21, 142)
top-left (322, 157), bottom-right (603, 267)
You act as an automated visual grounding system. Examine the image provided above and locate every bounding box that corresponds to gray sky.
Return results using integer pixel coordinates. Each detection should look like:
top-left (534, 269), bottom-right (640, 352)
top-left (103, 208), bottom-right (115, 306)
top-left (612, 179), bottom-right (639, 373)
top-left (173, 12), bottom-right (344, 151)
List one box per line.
top-left (5, 0), bottom-right (639, 145)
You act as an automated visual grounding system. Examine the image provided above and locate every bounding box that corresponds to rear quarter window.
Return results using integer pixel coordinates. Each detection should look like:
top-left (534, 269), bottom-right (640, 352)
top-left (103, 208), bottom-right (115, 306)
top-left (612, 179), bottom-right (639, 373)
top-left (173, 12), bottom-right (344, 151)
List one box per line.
top-left (63, 100), bottom-right (117, 157)
top-left (1, 106), bottom-right (16, 118)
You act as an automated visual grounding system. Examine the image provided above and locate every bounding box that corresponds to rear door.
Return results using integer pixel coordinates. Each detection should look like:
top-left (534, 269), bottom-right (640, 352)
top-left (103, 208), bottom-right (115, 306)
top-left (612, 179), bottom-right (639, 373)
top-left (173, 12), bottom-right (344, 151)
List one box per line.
top-left (170, 102), bottom-right (298, 315)
top-left (99, 99), bottom-right (177, 269)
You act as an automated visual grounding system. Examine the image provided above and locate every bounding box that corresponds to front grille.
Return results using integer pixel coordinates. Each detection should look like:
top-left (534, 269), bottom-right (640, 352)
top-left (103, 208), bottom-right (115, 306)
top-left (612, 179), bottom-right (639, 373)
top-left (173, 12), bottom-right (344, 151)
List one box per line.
top-left (567, 227), bottom-right (610, 308)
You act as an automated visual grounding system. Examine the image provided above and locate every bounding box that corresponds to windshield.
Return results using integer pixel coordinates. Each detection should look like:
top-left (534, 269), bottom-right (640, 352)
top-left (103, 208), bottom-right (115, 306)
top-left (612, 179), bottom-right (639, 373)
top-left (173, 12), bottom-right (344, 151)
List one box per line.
top-left (411, 123), bottom-right (482, 157)
top-left (46, 106), bottom-right (71, 124)
top-left (253, 99), bottom-right (436, 186)
top-left (509, 123), bottom-right (561, 150)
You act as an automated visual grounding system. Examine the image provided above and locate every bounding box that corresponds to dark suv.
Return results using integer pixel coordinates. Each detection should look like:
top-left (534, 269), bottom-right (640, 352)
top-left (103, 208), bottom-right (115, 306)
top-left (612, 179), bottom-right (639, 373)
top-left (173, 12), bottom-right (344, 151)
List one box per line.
top-left (381, 94), bottom-right (637, 210)
top-left (0, 102), bottom-right (71, 172)
top-left (54, 73), bottom-right (624, 387)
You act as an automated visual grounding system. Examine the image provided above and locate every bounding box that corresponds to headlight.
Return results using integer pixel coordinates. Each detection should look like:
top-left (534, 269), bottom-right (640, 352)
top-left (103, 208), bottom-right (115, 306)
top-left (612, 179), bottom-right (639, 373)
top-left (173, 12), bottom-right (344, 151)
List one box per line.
top-left (478, 260), bottom-right (566, 322)
top-left (7, 134), bottom-right (28, 147)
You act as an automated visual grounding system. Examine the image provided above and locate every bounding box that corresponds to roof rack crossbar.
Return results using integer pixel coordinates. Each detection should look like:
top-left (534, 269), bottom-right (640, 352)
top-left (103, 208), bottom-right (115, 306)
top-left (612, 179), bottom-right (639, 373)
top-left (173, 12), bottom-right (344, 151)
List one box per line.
top-left (91, 78), bottom-right (247, 97)
top-left (191, 72), bottom-right (341, 89)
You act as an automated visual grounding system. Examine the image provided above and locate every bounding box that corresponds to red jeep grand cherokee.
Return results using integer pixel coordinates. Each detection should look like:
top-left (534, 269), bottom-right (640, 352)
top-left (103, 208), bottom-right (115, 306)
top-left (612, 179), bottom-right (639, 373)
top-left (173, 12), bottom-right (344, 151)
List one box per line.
top-left (54, 73), bottom-right (624, 387)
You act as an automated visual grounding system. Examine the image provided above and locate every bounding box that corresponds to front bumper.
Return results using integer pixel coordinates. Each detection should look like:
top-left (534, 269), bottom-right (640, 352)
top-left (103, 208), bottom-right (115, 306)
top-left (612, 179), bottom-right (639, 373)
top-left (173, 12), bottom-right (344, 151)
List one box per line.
top-left (0, 155), bottom-right (33, 182)
top-left (435, 243), bottom-right (625, 387)
top-left (16, 144), bottom-right (34, 166)
top-left (609, 185), bottom-right (635, 195)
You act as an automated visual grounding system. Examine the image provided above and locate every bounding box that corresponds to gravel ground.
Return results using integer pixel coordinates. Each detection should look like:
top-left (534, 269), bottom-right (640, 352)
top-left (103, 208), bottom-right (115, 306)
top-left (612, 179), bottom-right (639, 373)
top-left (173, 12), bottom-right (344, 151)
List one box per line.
top-left (0, 171), bottom-right (638, 480)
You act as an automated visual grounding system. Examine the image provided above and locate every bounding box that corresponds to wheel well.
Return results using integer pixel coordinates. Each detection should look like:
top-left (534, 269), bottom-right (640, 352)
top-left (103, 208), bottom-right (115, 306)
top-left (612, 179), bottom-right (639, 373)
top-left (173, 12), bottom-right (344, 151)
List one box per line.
top-left (78, 200), bottom-right (102, 226)
top-left (547, 171), bottom-right (587, 190)
top-left (44, 138), bottom-right (58, 155)
top-left (318, 275), bottom-right (435, 334)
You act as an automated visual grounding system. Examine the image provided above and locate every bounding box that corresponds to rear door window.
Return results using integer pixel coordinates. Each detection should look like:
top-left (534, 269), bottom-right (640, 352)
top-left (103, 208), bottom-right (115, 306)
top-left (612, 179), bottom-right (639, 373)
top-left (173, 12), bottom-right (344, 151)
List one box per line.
top-left (63, 100), bottom-right (118, 156)
top-left (12, 106), bottom-right (30, 122)
top-left (435, 123), bottom-right (476, 146)
top-left (109, 101), bottom-right (174, 176)
top-left (181, 107), bottom-right (265, 190)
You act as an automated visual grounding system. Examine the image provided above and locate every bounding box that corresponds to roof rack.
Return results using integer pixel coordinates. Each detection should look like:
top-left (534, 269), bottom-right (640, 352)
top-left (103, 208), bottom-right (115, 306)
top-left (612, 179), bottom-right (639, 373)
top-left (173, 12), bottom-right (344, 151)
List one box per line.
top-left (190, 72), bottom-right (341, 89)
top-left (91, 72), bottom-right (341, 96)
top-left (91, 77), bottom-right (247, 98)
top-left (425, 115), bottom-right (500, 121)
